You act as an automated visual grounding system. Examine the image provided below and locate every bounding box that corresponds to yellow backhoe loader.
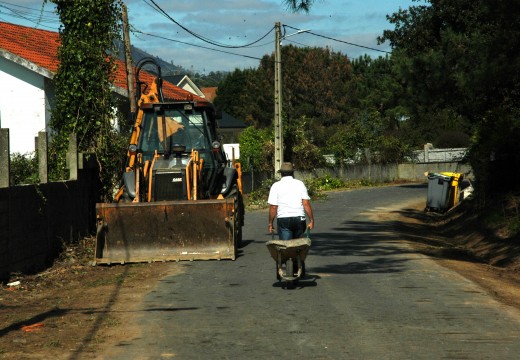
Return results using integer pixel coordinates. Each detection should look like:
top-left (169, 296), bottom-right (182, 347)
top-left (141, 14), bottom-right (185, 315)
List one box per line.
top-left (94, 58), bottom-right (244, 264)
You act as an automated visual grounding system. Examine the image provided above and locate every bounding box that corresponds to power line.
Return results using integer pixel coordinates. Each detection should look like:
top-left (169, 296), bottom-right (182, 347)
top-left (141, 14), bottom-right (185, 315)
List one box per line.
top-left (131, 27), bottom-right (268, 62)
top-left (283, 39), bottom-right (310, 48)
top-left (0, 1), bottom-right (59, 30)
top-left (0, 0), bottom-right (54, 15)
top-left (142, 0), bottom-right (275, 49)
top-left (283, 24), bottom-right (391, 54)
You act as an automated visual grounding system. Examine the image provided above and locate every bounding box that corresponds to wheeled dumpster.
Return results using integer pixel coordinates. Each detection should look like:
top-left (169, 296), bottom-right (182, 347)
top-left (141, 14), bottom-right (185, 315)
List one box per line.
top-left (426, 172), bottom-right (464, 212)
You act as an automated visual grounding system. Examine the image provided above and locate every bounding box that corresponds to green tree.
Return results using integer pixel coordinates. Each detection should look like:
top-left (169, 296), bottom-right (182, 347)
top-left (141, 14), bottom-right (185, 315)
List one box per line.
top-left (286, 116), bottom-right (326, 170)
top-left (238, 126), bottom-right (273, 172)
top-left (9, 152), bottom-right (38, 185)
top-left (258, 45), bottom-right (355, 165)
top-left (191, 71), bottom-right (229, 87)
top-left (216, 45), bottom-right (414, 168)
top-left (380, 0), bottom-right (520, 198)
top-left (46, 0), bottom-right (127, 200)
top-left (214, 68), bottom-right (272, 128)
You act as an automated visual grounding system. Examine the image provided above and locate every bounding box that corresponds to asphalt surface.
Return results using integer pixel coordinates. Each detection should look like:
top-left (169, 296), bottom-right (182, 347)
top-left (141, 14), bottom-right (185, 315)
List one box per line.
top-left (108, 184), bottom-right (520, 359)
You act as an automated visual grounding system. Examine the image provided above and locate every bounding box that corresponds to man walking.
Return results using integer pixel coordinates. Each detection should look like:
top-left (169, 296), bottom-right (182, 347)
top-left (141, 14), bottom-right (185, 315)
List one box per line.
top-left (268, 162), bottom-right (314, 239)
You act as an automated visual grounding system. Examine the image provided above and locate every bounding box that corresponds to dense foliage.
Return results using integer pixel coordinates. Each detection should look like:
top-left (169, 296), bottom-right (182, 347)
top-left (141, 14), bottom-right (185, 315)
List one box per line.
top-left (238, 126), bottom-right (274, 172)
top-left (216, 46), bottom-right (412, 168)
top-left (9, 152), bottom-right (38, 185)
top-left (45, 0), bottom-right (127, 200)
top-left (216, 1), bottom-right (520, 202)
top-left (379, 0), bottom-right (520, 200)
top-left (189, 71), bottom-right (229, 88)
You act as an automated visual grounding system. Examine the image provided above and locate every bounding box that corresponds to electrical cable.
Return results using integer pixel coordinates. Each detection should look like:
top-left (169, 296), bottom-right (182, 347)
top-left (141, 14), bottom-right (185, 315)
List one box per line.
top-left (0, 1), bottom-right (59, 30)
top-left (283, 24), bottom-right (391, 54)
top-left (142, 0), bottom-right (275, 49)
top-left (132, 27), bottom-right (268, 62)
top-left (283, 39), bottom-right (310, 48)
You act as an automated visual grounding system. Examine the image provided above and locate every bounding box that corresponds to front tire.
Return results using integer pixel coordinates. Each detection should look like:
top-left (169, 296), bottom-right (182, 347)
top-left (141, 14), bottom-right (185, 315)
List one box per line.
top-left (228, 184), bottom-right (243, 249)
top-left (286, 258), bottom-right (293, 278)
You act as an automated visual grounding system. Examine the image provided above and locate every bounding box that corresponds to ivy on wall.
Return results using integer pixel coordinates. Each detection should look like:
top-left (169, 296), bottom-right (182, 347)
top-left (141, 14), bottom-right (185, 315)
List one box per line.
top-left (45, 0), bottom-right (127, 200)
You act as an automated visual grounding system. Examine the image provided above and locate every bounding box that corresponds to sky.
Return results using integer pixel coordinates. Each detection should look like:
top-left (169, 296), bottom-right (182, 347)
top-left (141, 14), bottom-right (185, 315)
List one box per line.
top-left (0, 0), bottom-right (423, 74)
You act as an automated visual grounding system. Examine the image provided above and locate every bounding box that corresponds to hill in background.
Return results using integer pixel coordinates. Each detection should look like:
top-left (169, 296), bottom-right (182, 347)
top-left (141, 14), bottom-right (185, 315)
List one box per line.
top-left (114, 40), bottom-right (228, 87)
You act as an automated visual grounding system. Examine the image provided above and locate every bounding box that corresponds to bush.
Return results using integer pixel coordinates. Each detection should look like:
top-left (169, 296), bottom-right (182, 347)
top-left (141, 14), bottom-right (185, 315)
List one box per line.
top-left (10, 152), bottom-right (38, 185)
top-left (244, 178), bottom-right (275, 209)
top-left (244, 175), bottom-right (379, 209)
top-left (304, 175), bottom-right (345, 195)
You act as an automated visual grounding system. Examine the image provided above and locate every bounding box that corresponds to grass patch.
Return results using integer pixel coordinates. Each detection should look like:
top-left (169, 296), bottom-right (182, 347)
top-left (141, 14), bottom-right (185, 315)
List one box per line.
top-left (47, 340), bottom-right (62, 348)
top-left (87, 273), bottom-right (125, 287)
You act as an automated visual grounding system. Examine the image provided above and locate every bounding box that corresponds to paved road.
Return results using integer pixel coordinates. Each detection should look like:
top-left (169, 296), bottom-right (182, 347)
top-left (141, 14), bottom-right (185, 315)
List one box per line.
top-left (108, 184), bottom-right (520, 359)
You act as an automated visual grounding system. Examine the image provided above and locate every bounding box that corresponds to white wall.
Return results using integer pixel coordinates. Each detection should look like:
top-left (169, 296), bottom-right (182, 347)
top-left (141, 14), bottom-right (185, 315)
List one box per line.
top-left (223, 143), bottom-right (240, 161)
top-left (413, 147), bottom-right (467, 163)
top-left (0, 58), bottom-right (47, 155)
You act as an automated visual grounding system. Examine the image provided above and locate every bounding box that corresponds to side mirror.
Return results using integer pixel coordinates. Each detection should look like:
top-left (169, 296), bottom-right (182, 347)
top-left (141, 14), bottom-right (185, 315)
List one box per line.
top-left (211, 141), bottom-right (221, 152)
top-left (128, 144), bottom-right (138, 155)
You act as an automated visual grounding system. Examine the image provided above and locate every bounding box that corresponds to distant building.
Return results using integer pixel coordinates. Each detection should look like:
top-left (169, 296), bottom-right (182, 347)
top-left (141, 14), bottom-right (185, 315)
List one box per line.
top-left (163, 75), bottom-right (205, 98)
top-left (218, 111), bottom-right (247, 144)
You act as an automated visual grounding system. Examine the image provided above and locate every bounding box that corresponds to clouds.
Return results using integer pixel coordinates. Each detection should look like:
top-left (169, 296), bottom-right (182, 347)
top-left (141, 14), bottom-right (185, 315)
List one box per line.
top-left (125, 0), bottom-right (415, 72)
top-left (3, 0), bottom-right (420, 73)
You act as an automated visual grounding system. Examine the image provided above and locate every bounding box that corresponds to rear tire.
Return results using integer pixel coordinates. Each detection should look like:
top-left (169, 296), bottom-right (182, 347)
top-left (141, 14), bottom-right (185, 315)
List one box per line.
top-left (228, 184), bottom-right (243, 249)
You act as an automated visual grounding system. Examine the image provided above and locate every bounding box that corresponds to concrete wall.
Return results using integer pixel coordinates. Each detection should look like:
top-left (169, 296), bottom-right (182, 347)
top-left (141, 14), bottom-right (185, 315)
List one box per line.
top-left (296, 162), bottom-right (473, 183)
top-left (413, 146), bottom-right (467, 163)
top-left (240, 161), bottom-right (472, 193)
top-left (0, 132), bottom-right (98, 281)
top-left (0, 170), bottom-right (98, 281)
top-left (0, 173), bottom-right (98, 280)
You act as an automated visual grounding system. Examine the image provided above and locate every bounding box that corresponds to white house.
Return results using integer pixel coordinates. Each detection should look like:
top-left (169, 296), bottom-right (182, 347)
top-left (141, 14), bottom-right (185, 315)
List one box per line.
top-left (0, 22), bottom-right (59, 155)
top-left (0, 21), bottom-right (201, 156)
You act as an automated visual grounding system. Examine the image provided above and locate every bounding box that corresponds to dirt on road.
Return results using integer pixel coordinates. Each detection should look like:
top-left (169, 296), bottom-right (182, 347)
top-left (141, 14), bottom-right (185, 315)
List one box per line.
top-left (1, 195), bottom-right (520, 359)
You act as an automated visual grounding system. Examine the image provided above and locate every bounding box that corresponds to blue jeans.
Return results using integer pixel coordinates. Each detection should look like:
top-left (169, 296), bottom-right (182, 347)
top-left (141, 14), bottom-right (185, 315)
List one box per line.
top-left (277, 216), bottom-right (307, 240)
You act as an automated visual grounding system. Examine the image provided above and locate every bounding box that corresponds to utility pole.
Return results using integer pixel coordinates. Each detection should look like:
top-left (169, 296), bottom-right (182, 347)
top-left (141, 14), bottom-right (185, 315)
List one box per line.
top-left (274, 22), bottom-right (283, 175)
top-left (122, 3), bottom-right (136, 117)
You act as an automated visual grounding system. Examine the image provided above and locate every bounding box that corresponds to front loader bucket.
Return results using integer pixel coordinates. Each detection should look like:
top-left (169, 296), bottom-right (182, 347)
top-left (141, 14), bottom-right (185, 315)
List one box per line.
top-left (94, 199), bottom-right (236, 264)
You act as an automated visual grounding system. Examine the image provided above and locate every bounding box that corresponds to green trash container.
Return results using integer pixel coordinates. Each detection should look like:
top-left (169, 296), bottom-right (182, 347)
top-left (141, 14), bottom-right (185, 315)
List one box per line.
top-left (426, 173), bottom-right (452, 212)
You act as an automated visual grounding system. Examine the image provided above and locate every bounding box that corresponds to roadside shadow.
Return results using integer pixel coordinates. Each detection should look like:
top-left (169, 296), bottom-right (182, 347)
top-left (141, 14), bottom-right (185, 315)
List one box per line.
top-left (66, 265), bottom-right (130, 360)
top-left (238, 239), bottom-right (254, 248)
top-left (0, 308), bottom-right (67, 337)
top-left (307, 210), bottom-right (435, 275)
top-left (311, 257), bottom-right (410, 275)
top-left (392, 201), bottom-right (520, 266)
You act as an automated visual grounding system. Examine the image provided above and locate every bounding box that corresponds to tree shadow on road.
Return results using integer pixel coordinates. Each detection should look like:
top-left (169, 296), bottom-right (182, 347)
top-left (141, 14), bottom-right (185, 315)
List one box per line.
top-left (306, 200), bottom-right (482, 275)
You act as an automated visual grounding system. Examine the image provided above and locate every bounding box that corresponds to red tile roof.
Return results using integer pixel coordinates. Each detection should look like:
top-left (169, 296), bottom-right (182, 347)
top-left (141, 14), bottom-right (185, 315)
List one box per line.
top-left (0, 21), bottom-right (205, 103)
top-left (201, 87), bottom-right (218, 102)
top-left (0, 21), bottom-right (60, 73)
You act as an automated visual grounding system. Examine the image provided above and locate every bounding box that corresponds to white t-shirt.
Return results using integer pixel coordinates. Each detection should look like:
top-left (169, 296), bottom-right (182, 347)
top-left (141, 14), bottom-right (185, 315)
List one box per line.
top-left (267, 176), bottom-right (310, 218)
